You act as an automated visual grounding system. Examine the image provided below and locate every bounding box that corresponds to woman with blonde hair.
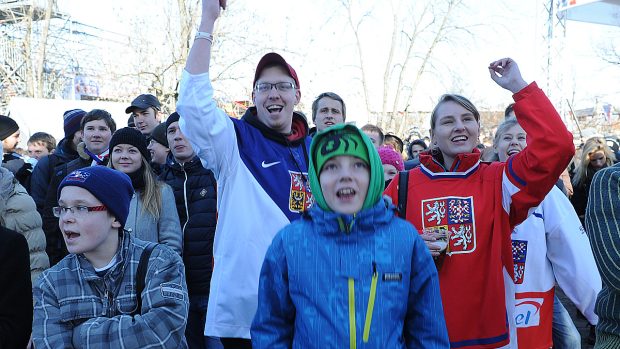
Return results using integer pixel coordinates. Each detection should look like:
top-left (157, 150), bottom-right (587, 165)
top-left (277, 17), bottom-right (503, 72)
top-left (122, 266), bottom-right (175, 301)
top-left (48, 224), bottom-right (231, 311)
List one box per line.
top-left (108, 127), bottom-right (182, 255)
top-left (493, 117), bottom-right (600, 349)
top-left (385, 57), bottom-right (575, 348)
top-left (570, 137), bottom-right (616, 223)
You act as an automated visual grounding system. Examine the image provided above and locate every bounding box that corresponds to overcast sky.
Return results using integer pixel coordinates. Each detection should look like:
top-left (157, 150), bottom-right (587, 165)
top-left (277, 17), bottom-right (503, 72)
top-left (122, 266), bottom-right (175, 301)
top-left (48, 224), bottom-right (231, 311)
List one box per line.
top-left (57, 0), bottom-right (620, 126)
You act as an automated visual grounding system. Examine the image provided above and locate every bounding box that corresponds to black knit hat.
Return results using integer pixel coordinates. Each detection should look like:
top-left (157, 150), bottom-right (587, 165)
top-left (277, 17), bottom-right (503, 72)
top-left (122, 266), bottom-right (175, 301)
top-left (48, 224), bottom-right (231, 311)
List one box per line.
top-left (148, 122), bottom-right (168, 148)
top-left (165, 112), bottom-right (180, 130)
top-left (109, 127), bottom-right (151, 163)
top-left (0, 115), bottom-right (19, 141)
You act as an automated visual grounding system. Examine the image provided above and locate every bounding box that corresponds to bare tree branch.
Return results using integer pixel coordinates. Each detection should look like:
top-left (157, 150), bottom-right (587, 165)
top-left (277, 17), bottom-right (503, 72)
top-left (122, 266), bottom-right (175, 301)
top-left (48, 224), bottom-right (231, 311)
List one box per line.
top-left (339, 0), bottom-right (373, 122)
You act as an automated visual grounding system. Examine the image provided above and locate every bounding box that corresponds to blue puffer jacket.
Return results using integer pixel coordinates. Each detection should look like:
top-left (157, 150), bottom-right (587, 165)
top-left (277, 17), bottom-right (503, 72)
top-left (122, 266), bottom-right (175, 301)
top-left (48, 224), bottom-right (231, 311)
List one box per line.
top-left (160, 154), bottom-right (217, 296)
top-left (251, 198), bottom-right (449, 349)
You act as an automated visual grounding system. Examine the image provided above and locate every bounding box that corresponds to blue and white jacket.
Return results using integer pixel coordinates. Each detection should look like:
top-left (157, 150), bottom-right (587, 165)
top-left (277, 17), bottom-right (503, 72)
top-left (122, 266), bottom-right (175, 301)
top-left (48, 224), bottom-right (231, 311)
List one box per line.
top-left (251, 198), bottom-right (449, 348)
top-left (178, 70), bottom-right (312, 338)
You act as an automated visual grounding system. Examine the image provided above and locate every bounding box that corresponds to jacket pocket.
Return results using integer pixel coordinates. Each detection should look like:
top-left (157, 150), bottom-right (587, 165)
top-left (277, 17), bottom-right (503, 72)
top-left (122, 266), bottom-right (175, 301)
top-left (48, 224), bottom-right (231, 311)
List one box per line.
top-left (59, 297), bottom-right (101, 326)
top-left (116, 292), bottom-right (138, 315)
top-left (375, 262), bottom-right (408, 315)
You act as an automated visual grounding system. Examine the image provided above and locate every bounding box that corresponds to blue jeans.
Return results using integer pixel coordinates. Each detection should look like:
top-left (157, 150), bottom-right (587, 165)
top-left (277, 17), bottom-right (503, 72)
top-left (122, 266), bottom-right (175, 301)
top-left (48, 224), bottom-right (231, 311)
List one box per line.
top-left (552, 295), bottom-right (581, 349)
top-left (186, 295), bottom-right (223, 349)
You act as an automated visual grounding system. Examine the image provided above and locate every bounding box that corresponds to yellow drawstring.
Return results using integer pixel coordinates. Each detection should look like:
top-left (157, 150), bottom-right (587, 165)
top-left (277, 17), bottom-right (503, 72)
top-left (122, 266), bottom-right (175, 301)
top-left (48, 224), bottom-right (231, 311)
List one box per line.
top-left (363, 266), bottom-right (378, 342)
top-left (348, 278), bottom-right (356, 349)
top-left (348, 262), bottom-right (378, 348)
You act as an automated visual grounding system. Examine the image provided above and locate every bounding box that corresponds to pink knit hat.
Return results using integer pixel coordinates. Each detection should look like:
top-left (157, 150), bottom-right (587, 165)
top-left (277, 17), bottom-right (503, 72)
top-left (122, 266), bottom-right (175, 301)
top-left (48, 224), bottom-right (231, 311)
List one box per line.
top-left (377, 146), bottom-right (404, 171)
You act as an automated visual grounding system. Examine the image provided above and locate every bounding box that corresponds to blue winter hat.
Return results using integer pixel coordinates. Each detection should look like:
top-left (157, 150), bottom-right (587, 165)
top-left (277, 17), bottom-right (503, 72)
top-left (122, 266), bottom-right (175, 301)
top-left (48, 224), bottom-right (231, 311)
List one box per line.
top-left (63, 109), bottom-right (86, 139)
top-left (57, 166), bottom-right (134, 227)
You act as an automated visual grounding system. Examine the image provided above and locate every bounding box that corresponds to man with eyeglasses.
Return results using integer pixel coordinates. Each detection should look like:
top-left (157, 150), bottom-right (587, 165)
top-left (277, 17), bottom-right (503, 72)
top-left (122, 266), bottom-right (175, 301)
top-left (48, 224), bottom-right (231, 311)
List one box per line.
top-left (176, 1), bottom-right (311, 348)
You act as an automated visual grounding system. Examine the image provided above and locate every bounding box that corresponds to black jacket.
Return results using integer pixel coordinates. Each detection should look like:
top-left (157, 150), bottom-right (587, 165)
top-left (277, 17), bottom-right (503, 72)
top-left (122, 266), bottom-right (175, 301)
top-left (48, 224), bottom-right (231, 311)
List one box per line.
top-left (160, 154), bottom-right (217, 296)
top-left (30, 138), bottom-right (79, 211)
top-left (42, 143), bottom-right (108, 266)
top-left (0, 226), bottom-right (32, 349)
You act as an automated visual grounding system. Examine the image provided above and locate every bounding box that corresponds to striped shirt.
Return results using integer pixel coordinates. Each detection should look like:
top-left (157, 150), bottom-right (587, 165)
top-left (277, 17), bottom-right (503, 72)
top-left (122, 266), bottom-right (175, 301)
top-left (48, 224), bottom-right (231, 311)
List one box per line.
top-left (585, 163), bottom-right (620, 337)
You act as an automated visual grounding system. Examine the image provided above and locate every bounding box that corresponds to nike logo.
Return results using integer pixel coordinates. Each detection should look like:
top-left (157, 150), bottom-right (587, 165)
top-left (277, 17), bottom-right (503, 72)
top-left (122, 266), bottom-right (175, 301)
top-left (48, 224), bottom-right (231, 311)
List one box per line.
top-left (261, 161), bottom-right (281, 168)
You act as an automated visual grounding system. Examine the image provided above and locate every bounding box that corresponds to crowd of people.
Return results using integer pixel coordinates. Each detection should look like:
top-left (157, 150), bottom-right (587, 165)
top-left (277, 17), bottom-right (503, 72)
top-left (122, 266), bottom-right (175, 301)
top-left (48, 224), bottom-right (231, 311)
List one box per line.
top-left (0, 0), bottom-right (618, 348)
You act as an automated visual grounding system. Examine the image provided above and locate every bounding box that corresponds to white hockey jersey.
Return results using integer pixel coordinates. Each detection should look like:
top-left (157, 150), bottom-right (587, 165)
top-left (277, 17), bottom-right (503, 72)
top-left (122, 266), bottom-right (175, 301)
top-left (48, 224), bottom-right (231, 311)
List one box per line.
top-left (512, 186), bottom-right (601, 349)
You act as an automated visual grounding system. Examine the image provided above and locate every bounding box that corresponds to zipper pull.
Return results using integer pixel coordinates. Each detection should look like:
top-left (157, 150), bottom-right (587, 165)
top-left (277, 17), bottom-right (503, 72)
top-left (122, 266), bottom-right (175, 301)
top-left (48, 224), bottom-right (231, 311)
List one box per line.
top-left (372, 261), bottom-right (377, 276)
top-left (102, 289), bottom-right (109, 316)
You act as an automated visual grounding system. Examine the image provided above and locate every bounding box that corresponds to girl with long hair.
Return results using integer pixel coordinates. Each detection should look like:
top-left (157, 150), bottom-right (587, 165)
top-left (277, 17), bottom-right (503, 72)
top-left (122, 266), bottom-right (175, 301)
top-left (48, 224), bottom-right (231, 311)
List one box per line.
top-left (570, 137), bottom-right (616, 222)
top-left (108, 127), bottom-right (182, 255)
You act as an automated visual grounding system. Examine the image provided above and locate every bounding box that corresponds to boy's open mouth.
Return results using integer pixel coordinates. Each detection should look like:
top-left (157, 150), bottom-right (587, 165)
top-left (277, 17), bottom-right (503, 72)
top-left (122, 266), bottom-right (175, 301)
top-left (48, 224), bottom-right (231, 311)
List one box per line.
top-left (64, 231), bottom-right (80, 240)
top-left (337, 188), bottom-right (356, 199)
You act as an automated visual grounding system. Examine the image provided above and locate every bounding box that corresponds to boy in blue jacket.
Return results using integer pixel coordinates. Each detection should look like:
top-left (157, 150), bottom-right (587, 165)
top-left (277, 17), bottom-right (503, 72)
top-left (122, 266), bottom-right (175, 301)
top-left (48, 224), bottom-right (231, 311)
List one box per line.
top-left (252, 124), bottom-right (449, 348)
top-left (32, 166), bottom-right (189, 348)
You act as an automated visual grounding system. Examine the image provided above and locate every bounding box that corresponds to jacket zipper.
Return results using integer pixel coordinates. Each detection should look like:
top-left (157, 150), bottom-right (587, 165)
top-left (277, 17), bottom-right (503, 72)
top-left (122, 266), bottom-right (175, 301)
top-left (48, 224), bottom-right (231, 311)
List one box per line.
top-left (343, 215), bottom-right (378, 348)
top-left (348, 263), bottom-right (378, 348)
top-left (102, 289), bottom-right (110, 317)
top-left (181, 164), bottom-right (190, 234)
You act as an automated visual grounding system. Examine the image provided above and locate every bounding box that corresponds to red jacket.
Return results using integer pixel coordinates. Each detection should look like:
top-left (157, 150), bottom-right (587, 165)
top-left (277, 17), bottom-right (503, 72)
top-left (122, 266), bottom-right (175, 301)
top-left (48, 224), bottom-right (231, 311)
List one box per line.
top-left (385, 82), bottom-right (574, 349)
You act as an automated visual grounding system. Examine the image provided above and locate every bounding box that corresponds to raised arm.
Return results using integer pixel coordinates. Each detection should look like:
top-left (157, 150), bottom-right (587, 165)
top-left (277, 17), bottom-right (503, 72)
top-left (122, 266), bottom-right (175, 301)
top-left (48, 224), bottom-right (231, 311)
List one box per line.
top-left (177, 0), bottom-right (239, 179)
top-left (488, 58), bottom-right (528, 94)
top-left (489, 58), bottom-right (575, 226)
top-left (185, 0), bottom-right (222, 74)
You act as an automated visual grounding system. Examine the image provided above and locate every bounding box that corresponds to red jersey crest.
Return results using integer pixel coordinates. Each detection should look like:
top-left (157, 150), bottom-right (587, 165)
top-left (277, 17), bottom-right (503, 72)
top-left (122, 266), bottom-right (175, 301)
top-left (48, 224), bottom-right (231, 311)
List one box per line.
top-left (512, 240), bottom-right (528, 284)
top-left (421, 196), bottom-right (476, 255)
top-left (289, 171), bottom-right (313, 212)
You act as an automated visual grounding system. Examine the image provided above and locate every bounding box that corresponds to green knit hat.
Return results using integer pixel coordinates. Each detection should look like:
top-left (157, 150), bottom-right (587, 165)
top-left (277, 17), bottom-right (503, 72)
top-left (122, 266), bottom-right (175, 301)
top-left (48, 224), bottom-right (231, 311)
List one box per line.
top-left (314, 129), bottom-right (369, 173)
top-left (309, 124), bottom-right (384, 213)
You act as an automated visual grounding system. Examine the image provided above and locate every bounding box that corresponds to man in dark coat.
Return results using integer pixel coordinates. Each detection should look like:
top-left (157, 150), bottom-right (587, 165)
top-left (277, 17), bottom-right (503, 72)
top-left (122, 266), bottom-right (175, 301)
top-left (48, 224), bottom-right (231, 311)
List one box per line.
top-left (159, 112), bottom-right (219, 349)
top-left (30, 109), bottom-right (86, 211)
top-left (0, 225), bottom-right (32, 349)
top-left (42, 109), bottom-right (115, 265)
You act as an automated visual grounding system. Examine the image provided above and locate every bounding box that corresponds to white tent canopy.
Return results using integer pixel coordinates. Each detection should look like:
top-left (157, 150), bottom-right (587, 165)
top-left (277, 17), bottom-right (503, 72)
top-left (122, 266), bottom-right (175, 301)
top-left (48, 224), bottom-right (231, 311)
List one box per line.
top-left (558, 0), bottom-right (620, 26)
top-left (7, 97), bottom-right (129, 149)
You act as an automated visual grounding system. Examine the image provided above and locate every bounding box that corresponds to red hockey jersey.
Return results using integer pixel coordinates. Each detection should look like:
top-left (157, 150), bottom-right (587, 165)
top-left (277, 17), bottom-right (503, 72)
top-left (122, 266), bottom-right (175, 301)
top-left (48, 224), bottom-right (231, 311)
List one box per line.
top-left (385, 82), bottom-right (575, 349)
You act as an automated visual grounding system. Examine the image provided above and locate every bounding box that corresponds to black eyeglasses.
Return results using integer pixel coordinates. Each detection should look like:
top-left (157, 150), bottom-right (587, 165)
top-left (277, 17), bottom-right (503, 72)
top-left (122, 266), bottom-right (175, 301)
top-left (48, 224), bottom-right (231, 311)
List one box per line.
top-left (254, 82), bottom-right (295, 93)
top-left (53, 205), bottom-right (107, 218)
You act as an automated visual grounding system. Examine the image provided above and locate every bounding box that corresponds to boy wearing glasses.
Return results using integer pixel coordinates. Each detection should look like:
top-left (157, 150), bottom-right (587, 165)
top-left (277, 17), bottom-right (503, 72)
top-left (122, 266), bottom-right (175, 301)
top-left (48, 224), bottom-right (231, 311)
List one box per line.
top-left (33, 166), bottom-right (189, 348)
top-left (177, 2), bottom-right (312, 347)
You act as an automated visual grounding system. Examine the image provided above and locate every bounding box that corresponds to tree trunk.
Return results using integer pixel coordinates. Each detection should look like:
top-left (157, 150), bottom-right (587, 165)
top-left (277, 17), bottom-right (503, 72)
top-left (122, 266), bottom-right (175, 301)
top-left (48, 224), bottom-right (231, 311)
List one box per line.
top-left (341, 0), bottom-right (373, 124)
top-left (380, 2), bottom-right (399, 130)
top-left (34, 0), bottom-right (55, 98)
top-left (396, 0), bottom-right (461, 137)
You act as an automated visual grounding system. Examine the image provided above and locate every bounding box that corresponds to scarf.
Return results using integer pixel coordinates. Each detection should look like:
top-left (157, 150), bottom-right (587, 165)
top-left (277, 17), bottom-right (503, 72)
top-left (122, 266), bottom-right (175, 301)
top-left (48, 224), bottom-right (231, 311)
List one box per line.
top-left (84, 148), bottom-right (109, 166)
top-left (127, 169), bottom-right (145, 191)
